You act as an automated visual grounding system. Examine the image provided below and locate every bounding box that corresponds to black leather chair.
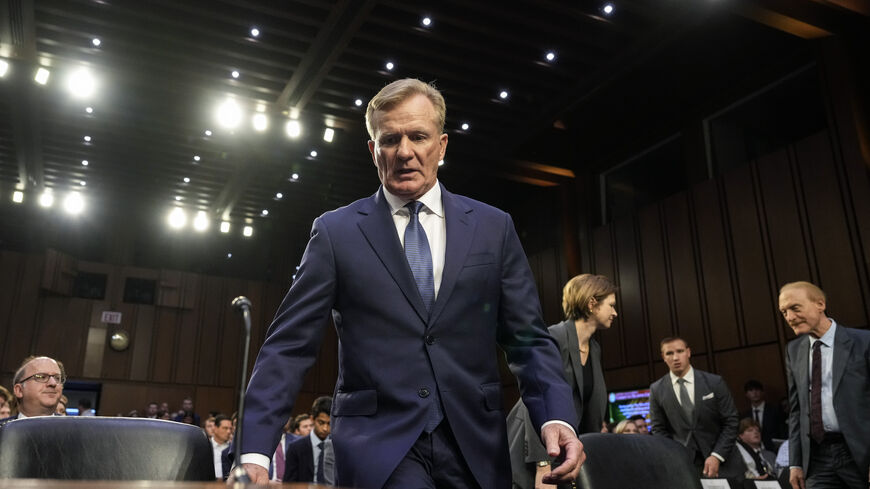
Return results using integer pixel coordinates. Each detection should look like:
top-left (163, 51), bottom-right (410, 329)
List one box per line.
top-left (574, 433), bottom-right (703, 489)
top-left (0, 417), bottom-right (214, 480)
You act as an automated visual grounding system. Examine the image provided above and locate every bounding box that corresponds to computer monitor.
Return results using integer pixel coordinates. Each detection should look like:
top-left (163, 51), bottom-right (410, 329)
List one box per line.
top-left (606, 387), bottom-right (651, 429)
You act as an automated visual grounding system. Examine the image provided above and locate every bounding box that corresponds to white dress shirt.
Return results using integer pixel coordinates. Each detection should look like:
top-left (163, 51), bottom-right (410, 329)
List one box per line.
top-left (669, 367), bottom-right (695, 405)
top-left (210, 437), bottom-right (229, 479)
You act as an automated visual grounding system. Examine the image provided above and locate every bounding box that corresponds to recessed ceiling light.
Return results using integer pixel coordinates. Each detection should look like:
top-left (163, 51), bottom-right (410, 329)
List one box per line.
top-left (0, 60), bottom-right (9, 78)
top-left (385, 61), bottom-right (395, 71)
top-left (275, 192), bottom-right (283, 199)
top-left (81, 160), bottom-right (89, 166)
top-left (79, 180), bottom-right (86, 186)
top-left (421, 16), bottom-right (432, 27)
top-left (193, 211), bottom-right (209, 232)
top-left (12, 191), bottom-right (23, 203)
top-left (291, 173), bottom-right (299, 181)
top-left (261, 209), bottom-right (269, 216)
top-left (231, 70), bottom-right (240, 79)
top-left (252, 113), bottom-right (268, 132)
top-left (85, 106), bottom-right (93, 114)
top-left (461, 123), bottom-right (470, 131)
top-left (168, 207), bottom-right (186, 229)
top-left (92, 38), bottom-right (101, 47)
top-left (602, 3), bottom-right (614, 15)
top-left (34, 67), bottom-right (50, 85)
top-left (226, 252), bottom-right (232, 258)
top-left (323, 127), bottom-right (334, 142)
top-left (250, 27), bottom-right (260, 37)
top-left (354, 98), bottom-right (363, 107)
top-left (242, 225), bottom-right (253, 237)
top-left (39, 190), bottom-right (54, 208)
top-left (216, 98), bottom-right (242, 128)
top-left (546, 51), bottom-right (556, 62)
top-left (499, 90), bottom-right (509, 100)
top-left (193, 155), bottom-right (201, 161)
top-left (175, 196), bottom-right (182, 201)
top-left (286, 120), bottom-right (302, 138)
top-left (183, 177), bottom-right (190, 183)
top-left (204, 129), bottom-right (212, 136)
top-left (220, 221), bottom-right (231, 233)
top-left (83, 135), bottom-right (92, 142)
top-left (67, 67), bottom-right (97, 98)
top-left (64, 192), bottom-right (85, 214)
top-left (310, 150), bottom-right (318, 158)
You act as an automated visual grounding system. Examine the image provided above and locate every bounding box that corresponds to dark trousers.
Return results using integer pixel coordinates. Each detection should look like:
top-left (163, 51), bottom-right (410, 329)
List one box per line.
top-left (806, 436), bottom-right (866, 489)
top-left (383, 420), bottom-right (481, 489)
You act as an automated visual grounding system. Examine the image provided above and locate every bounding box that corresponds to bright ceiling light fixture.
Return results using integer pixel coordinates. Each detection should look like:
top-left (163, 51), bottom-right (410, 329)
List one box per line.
top-left (354, 98), bottom-right (363, 107)
top-left (275, 192), bottom-right (283, 199)
top-left (323, 127), bottom-right (335, 142)
top-left (39, 190), bottom-right (54, 208)
top-left (0, 60), bottom-right (9, 77)
top-left (309, 150), bottom-right (318, 158)
top-left (499, 90), bottom-right (509, 100)
top-left (82, 159), bottom-right (89, 166)
top-left (461, 122), bottom-right (470, 131)
top-left (63, 192), bottom-right (85, 215)
top-left (216, 99), bottom-right (242, 129)
top-left (231, 70), bottom-right (240, 79)
top-left (85, 106), bottom-right (93, 113)
top-left (546, 51), bottom-right (556, 62)
top-left (12, 191), bottom-right (23, 203)
top-left (252, 112), bottom-right (268, 132)
top-left (168, 207), bottom-right (186, 229)
top-left (92, 38), bottom-right (101, 47)
top-left (421, 17), bottom-right (432, 27)
top-left (261, 209), bottom-right (269, 216)
top-left (204, 129), bottom-right (212, 136)
top-left (242, 225), bottom-right (253, 237)
top-left (193, 211), bottom-right (209, 231)
top-left (250, 27), bottom-right (260, 37)
top-left (34, 67), bottom-right (50, 85)
top-left (602, 3), bottom-right (614, 15)
top-left (290, 173), bottom-right (299, 181)
top-left (220, 221), bottom-right (230, 233)
top-left (285, 119), bottom-right (302, 138)
top-left (385, 61), bottom-right (395, 71)
top-left (67, 67), bottom-right (97, 98)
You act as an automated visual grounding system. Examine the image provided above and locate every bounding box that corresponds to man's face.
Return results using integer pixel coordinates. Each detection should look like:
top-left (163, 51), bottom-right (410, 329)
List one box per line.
top-left (213, 420), bottom-right (233, 444)
top-left (368, 94), bottom-right (447, 201)
top-left (13, 358), bottom-right (63, 415)
top-left (738, 425), bottom-right (762, 448)
top-left (745, 388), bottom-right (764, 403)
top-left (147, 403), bottom-right (158, 416)
top-left (778, 287), bottom-right (827, 337)
top-left (312, 412), bottom-right (330, 440)
top-left (633, 418), bottom-right (648, 433)
top-left (296, 418), bottom-right (313, 437)
top-left (181, 399), bottom-right (193, 411)
top-left (661, 340), bottom-right (691, 377)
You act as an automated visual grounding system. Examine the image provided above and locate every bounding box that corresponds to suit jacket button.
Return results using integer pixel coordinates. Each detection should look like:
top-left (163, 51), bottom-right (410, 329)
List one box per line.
top-left (418, 388), bottom-right (430, 398)
top-left (425, 335), bottom-right (435, 345)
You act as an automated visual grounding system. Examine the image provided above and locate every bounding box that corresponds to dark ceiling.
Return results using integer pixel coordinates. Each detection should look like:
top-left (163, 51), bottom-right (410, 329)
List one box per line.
top-left (0, 0), bottom-right (866, 280)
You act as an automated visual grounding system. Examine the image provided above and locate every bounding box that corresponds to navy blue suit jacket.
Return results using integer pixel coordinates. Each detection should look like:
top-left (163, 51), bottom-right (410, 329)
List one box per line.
top-left (282, 435), bottom-right (314, 482)
top-left (241, 184), bottom-right (576, 489)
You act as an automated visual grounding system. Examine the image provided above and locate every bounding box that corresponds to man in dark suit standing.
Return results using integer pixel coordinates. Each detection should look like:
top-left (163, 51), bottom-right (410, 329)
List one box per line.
top-left (649, 337), bottom-right (739, 478)
top-left (237, 78), bottom-right (583, 489)
top-left (740, 379), bottom-right (786, 451)
top-left (780, 281), bottom-right (870, 489)
top-left (282, 396), bottom-right (331, 483)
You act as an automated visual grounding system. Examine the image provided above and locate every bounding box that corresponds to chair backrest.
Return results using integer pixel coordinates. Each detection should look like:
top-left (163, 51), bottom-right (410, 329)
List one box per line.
top-left (574, 433), bottom-right (703, 489)
top-left (0, 417), bottom-right (214, 481)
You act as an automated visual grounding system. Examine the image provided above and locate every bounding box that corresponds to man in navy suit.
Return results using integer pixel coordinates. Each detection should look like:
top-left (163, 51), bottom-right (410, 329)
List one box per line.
top-left (238, 78), bottom-right (583, 488)
top-left (780, 281), bottom-right (870, 489)
top-left (282, 396), bottom-right (331, 483)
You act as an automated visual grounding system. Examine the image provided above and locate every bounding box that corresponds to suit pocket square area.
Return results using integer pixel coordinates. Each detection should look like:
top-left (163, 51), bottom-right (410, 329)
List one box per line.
top-left (702, 392), bottom-right (714, 400)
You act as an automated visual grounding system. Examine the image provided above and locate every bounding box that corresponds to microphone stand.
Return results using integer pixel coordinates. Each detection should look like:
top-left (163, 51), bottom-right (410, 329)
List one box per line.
top-left (230, 296), bottom-right (253, 485)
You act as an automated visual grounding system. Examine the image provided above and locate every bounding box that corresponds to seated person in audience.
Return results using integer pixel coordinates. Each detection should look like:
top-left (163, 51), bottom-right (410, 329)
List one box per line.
top-left (614, 419), bottom-right (640, 434)
top-left (283, 396), bottom-right (332, 483)
top-left (734, 418), bottom-right (776, 480)
top-left (145, 401), bottom-right (159, 418)
top-left (0, 385), bottom-right (14, 418)
top-left (204, 415), bottom-right (216, 438)
top-left (55, 395), bottom-right (68, 415)
top-left (173, 397), bottom-right (201, 426)
top-left (270, 414), bottom-right (312, 481)
top-left (77, 398), bottom-right (95, 416)
top-left (629, 414), bottom-right (650, 434)
top-left (1, 356), bottom-right (65, 425)
top-left (291, 413), bottom-right (313, 439)
top-left (210, 414), bottom-right (233, 480)
top-left (739, 379), bottom-right (785, 450)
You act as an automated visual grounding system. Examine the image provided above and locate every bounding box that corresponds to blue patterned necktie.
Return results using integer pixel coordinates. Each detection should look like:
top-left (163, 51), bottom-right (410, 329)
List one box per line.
top-left (404, 201), bottom-right (435, 312)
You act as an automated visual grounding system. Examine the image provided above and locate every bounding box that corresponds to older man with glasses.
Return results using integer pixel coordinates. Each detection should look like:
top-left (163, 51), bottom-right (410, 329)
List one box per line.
top-left (0, 356), bottom-right (66, 426)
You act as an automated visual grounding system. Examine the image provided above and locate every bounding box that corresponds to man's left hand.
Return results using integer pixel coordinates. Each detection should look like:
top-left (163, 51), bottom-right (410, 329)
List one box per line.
top-left (702, 456), bottom-right (721, 478)
top-left (540, 423), bottom-right (585, 484)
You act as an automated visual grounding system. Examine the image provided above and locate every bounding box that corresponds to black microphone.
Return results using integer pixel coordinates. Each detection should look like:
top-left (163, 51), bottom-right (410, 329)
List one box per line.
top-left (229, 296), bottom-right (253, 484)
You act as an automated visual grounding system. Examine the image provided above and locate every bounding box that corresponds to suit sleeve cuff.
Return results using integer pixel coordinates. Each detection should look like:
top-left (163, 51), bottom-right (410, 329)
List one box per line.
top-left (711, 452), bottom-right (725, 463)
top-left (240, 453), bottom-right (271, 470)
top-left (540, 420), bottom-right (576, 437)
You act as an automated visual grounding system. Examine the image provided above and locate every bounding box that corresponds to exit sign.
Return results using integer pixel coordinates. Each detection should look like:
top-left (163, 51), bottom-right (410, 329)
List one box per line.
top-left (101, 311), bottom-right (122, 324)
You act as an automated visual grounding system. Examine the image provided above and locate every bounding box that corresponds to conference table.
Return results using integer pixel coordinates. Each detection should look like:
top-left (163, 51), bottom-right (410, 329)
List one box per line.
top-left (0, 482), bottom-right (343, 489)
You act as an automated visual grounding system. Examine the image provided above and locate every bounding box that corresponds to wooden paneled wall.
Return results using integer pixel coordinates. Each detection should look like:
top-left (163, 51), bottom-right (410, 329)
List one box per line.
top-left (582, 128), bottom-right (870, 407)
top-left (0, 253), bottom-right (339, 421)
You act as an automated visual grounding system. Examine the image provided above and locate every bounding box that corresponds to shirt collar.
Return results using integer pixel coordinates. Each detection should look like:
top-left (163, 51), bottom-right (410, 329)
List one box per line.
top-left (669, 366), bottom-right (694, 386)
top-left (382, 181), bottom-right (443, 218)
top-left (811, 318), bottom-right (837, 348)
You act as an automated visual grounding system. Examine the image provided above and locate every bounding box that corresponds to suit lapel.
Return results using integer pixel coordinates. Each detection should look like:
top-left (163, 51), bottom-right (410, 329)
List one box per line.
top-left (357, 189), bottom-right (429, 323)
top-left (692, 371), bottom-right (710, 426)
top-left (428, 186), bottom-right (474, 326)
top-left (796, 337), bottom-right (810, 407)
top-left (564, 321), bottom-right (585, 396)
top-left (832, 326), bottom-right (852, 396)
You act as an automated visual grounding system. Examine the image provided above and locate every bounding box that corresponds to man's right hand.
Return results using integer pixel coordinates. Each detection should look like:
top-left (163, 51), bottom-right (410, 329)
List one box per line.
top-left (789, 467), bottom-right (806, 489)
top-left (227, 463), bottom-right (269, 485)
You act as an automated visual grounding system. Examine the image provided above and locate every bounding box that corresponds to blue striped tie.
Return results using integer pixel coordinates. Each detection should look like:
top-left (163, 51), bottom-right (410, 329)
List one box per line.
top-left (404, 201), bottom-right (435, 312)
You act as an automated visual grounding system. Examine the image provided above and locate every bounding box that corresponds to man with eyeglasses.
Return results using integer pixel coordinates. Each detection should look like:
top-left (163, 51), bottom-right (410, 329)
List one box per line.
top-left (0, 356), bottom-right (65, 426)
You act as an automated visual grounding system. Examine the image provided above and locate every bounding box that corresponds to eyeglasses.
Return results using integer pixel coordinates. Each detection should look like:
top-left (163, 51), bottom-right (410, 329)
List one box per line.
top-left (18, 373), bottom-right (66, 384)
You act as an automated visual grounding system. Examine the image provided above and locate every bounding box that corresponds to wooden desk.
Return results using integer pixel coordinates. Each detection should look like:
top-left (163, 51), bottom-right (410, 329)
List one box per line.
top-left (0, 481), bottom-right (339, 489)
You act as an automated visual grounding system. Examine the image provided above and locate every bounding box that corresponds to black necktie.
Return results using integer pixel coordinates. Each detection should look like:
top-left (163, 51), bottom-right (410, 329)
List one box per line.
top-left (810, 341), bottom-right (824, 443)
top-left (316, 441), bottom-right (325, 483)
